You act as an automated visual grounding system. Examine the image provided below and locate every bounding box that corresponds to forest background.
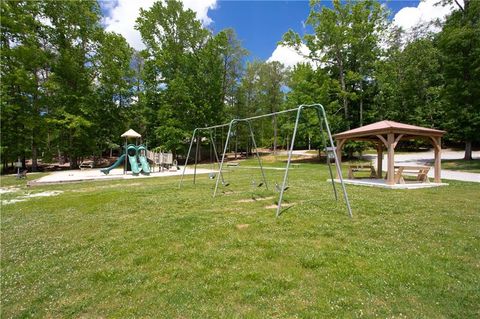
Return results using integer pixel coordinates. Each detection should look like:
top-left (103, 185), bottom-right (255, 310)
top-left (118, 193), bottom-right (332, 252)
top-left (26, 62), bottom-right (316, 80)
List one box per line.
top-left (1, 0), bottom-right (478, 171)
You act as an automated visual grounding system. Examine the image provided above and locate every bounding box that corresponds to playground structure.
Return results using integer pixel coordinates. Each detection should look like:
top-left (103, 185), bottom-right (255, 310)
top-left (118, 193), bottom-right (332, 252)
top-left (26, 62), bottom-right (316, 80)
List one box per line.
top-left (100, 129), bottom-right (177, 176)
top-left (179, 103), bottom-right (353, 218)
top-left (99, 129), bottom-right (150, 176)
top-left (101, 143), bottom-right (151, 176)
top-left (146, 150), bottom-right (177, 172)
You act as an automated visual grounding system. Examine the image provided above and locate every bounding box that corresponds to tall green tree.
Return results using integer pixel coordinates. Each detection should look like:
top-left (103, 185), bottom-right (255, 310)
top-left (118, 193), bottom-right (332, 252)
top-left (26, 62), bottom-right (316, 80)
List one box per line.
top-left (259, 61), bottom-right (286, 153)
top-left (136, 0), bottom-right (226, 154)
top-left (218, 29), bottom-right (248, 113)
top-left (374, 36), bottom-right (445, 128)
top-left (282, 0), bottom-right (388, 129)
top-left (0, 1), bottom-right (50, 171)
top-left (437, 0), bottom-right (480, 159)
top-left (43, 0), bottom-right (104, 168)
top-left (93, 32), bottom-right (134, 156)
top-left (1, 0), bottom-right (135, 170)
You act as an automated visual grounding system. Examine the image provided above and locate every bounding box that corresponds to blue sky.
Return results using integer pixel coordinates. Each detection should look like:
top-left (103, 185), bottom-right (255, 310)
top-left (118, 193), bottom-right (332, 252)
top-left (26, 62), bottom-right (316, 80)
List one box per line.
top-left (101, 0), bottom-right (457, 66)
top-left (207, 0), bottom-right (417, 61)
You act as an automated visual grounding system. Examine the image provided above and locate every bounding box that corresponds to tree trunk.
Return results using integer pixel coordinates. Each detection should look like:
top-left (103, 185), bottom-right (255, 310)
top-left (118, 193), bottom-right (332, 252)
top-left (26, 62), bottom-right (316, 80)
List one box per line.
top-left (337, 54), bottom-right (349, 129)
top-left (69, 155), bottom-right (78, 169)
top-left (273, 114), bottom-right (278, 154)
top-left (464, 140), bottom-right (472, 160)
top-left (196, 136), bottom-right (201, 162)
top-left (359, 81), bottom-right (364, 127)
top-left (234, 134), bottom-right (238, 159)
top-left (58, 146), bottom-right (64, 165)
top-left (31, 136), bottom-right (38, 172)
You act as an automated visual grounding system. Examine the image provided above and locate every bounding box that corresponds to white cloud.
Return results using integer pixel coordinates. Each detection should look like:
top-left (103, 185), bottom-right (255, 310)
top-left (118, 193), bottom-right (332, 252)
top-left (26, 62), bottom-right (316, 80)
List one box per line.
top-left (267, 44), bottom-right (312, 68)
top-left (393, 0), bottom-right (460, 33)
top-left (103, 0), bottom-right (217, 50)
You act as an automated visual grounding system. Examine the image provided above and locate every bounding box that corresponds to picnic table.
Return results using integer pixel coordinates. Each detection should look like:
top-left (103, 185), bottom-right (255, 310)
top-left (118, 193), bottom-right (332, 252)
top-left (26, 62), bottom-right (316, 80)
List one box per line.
top-left (393, 165), bottom-right (431, 184)
top-left (348, 163), bottom-right (377, 179)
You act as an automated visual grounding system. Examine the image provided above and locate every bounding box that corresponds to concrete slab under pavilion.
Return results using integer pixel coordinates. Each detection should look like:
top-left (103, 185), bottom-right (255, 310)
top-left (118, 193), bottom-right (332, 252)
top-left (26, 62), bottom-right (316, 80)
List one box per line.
top-left (331, 178), bottom-right (448, 189)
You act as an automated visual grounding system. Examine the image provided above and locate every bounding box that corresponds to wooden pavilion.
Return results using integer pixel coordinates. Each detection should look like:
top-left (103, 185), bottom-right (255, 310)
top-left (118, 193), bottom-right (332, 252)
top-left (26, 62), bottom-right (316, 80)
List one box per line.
top-left (333, 120), bottom-right (446, 185)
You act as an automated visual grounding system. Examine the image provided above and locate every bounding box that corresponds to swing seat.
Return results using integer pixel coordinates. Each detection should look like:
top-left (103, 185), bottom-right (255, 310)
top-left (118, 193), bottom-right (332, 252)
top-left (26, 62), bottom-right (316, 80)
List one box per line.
top-left (275, 183), bottom-right (289, 192)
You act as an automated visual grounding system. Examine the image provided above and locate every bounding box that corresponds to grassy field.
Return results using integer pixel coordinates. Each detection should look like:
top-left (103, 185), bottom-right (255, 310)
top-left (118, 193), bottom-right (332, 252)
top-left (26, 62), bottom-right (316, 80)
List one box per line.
top-left (438, 159), bottom-right (480, 173)
top-left (1, 159), bottom-right (479, 318)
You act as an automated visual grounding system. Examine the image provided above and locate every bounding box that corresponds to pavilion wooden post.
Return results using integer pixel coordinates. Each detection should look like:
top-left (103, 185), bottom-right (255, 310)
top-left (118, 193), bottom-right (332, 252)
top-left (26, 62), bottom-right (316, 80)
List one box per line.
top-left (387, 133), bottom-right (395, 185)
top-left (431, 137), bottom-right (442, 183)
top-left (376, 143), bottom-right (383, 178)
top-left (335, 139), bottom-right (346, 179)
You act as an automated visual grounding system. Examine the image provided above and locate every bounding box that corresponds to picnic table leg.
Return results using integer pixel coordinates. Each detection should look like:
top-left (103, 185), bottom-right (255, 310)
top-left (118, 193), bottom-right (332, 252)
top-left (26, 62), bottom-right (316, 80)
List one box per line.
top-left (394, 167), bottom-right (404, 184)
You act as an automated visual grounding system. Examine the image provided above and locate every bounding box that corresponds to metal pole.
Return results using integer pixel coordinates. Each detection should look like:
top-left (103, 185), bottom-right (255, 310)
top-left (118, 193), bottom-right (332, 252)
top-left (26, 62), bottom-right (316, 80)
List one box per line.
top-left (213, 120), bottom-right (235, 197)
top-left (193, 133), bottom-right (200, 184)
top-left (245, 120), bottom-right (268, 190)
top-left (209, 129), bottom-right (227, 185)
top-left (316, 104), bottom-right (353, 218)
top-left (276, 106), bottom-right (303, 217)
top-left (124, 138), bottom-right (127, 175)
top-left (179, 128), bottom-right (197, 188)
top-left (317, 110), bottom-right (338, 201)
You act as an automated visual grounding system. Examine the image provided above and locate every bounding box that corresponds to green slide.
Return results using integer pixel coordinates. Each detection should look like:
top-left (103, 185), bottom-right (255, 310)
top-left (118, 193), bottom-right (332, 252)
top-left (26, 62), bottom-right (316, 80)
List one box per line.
top-left (100, 154), bottom-right (126, 175)
top-left (137, 146), bottom-right (150, 175)
top-left (127, 145), bottom-right (141, 175)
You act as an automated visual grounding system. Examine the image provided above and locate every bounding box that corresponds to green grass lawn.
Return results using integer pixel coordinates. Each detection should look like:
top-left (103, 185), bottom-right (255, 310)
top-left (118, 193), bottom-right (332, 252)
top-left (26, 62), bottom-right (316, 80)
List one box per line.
top-left (1, 160), bottom-right (479, 318)
top-left (439, 159), bottom-right (480, 173)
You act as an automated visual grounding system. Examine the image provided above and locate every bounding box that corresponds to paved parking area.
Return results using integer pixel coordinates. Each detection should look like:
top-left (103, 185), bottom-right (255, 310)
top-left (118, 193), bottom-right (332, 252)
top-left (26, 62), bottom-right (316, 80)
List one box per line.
top-left (28, 167), bottom-right (213, 185)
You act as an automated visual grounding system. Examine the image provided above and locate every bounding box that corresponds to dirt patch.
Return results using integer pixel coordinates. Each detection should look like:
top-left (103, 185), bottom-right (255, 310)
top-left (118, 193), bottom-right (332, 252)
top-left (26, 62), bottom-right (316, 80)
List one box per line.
top-left (265, 203), bottom-right (295, 209)
top-left (221, 190), bottom-right (239, 195)
top-left (1, 190), bottom-right (63, 205)
top-left (236, 224), bottom-right (249, 230)
top-left (72, 183), bottom-right (142, 193)
top-left (235, 196), bottom-right (274, 203)
top-left (0, 187), bottom-right (20, 194)
top-left (2, 199), bottom-right (27, 205)
top-left (23, 191), bottom-right (63, 198)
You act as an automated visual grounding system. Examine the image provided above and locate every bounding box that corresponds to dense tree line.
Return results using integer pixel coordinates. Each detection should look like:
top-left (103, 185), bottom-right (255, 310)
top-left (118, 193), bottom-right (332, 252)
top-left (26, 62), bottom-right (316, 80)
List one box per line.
top-left (282, 0), bottom-right (479, 158)
top-left (1, 0), bottom-right (134, 170)
top-left (1, 0), bottom-right (478, 172)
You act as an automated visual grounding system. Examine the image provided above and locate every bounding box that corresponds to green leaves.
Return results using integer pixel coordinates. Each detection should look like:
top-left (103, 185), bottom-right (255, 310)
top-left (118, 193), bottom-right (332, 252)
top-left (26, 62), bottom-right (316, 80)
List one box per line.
top-left (436, 0), bottom-right (480, 155)
top-left (136, 0), bottom-right (234, 153)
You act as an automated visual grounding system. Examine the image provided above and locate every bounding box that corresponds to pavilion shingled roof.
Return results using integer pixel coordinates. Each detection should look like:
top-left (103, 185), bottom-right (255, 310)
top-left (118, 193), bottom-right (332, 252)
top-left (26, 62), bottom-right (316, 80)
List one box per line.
top-left (333, 120), bottom-right (445, 139)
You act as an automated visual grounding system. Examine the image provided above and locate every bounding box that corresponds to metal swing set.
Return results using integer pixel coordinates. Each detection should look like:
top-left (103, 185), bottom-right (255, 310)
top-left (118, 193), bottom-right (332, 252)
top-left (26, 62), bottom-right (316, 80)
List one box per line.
top-left (179, 104), bottom-right (352, 218)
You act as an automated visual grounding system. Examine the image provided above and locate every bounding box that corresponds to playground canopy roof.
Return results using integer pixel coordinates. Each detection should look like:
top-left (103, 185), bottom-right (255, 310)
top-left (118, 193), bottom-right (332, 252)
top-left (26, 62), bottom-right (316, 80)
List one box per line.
top-left (333, 120), bottom-right (445, 140)
top-left (121, 129), bottom-right (141, 138)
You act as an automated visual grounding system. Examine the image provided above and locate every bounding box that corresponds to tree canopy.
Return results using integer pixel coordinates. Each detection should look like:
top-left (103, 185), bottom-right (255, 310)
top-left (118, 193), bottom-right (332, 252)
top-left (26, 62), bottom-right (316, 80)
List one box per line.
top-left (1, 0), bottom-right (478, 172)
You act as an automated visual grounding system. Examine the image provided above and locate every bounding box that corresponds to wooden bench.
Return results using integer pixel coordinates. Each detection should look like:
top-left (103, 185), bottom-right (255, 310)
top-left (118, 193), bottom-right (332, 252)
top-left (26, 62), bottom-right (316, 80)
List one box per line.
top-left (17, 169), bottom-right (28, 179)
top-left (226, 162), bottom-right (239, 167)
top-left (79, 161), bottom-right (94, 170)
top-left (394, 165), bottom-right (431, 184)
top-left (348, 163), bottom-right (376, 179)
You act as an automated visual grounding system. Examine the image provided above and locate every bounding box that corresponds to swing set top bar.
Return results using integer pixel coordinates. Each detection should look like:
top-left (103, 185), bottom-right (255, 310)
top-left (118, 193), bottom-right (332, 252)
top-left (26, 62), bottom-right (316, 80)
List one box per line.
top-left (195, 123), bottom-right (231, 131)
top-left (194, 104), bottom-right (326, 133)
